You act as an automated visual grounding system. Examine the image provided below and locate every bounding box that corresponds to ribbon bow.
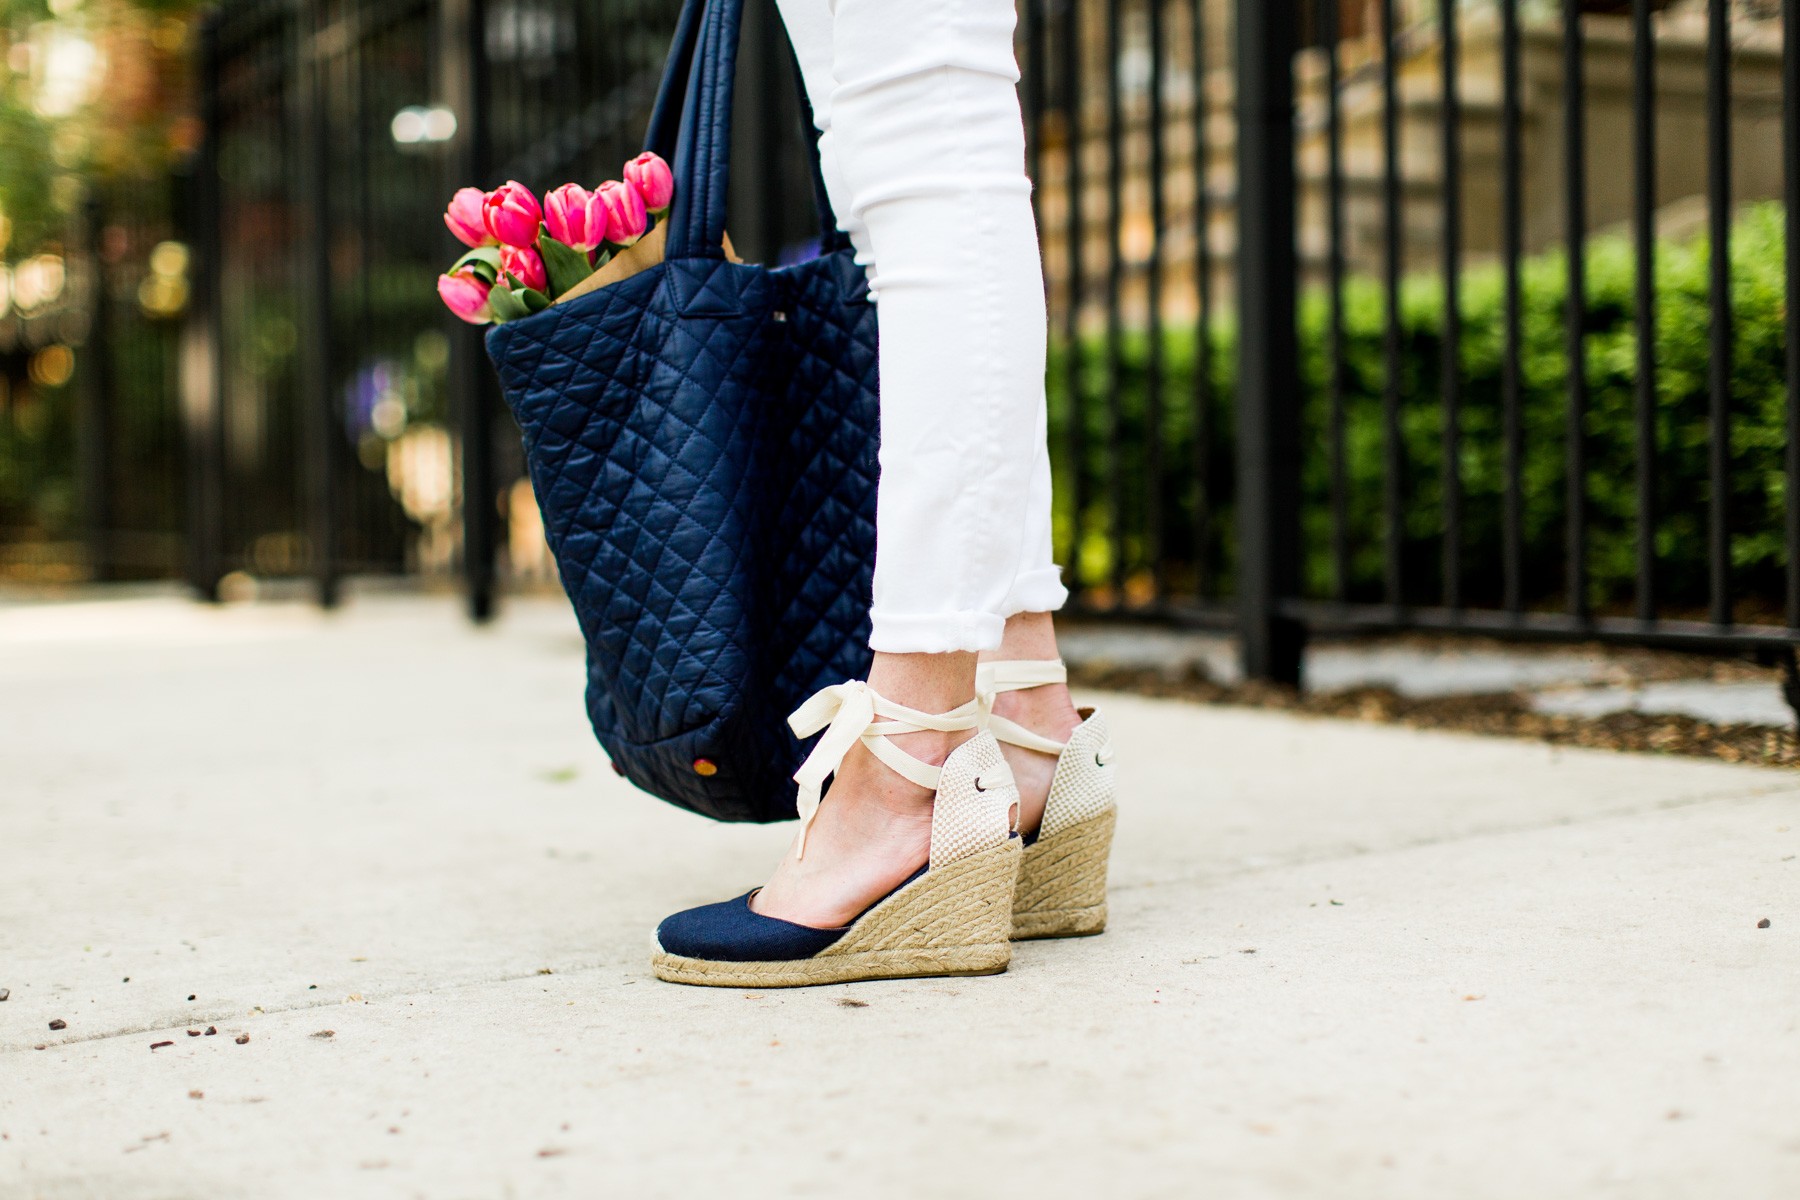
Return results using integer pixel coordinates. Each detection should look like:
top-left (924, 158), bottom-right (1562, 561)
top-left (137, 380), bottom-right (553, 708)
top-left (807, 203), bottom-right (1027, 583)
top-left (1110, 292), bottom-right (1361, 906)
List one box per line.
top-left (786, 681), bottom-right (982, 858)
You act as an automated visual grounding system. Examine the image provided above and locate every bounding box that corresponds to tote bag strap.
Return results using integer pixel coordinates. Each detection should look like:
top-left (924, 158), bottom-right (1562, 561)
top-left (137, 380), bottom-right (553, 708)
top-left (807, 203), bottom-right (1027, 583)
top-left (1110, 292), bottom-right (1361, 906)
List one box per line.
top-left (661, 0), bottom-right (740, 261)
top-left (788, 54), bottom-right (853, 255)
top-left (650, 0), bottom-right (850, 261)
top-left (642, 0), bottom-right (707, 165)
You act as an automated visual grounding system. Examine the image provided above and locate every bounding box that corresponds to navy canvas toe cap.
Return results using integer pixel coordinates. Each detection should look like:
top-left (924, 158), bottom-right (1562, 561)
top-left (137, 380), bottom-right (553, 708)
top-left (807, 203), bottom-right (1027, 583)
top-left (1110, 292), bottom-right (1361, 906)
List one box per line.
top-left (655, 892), bottom-right (850, 962)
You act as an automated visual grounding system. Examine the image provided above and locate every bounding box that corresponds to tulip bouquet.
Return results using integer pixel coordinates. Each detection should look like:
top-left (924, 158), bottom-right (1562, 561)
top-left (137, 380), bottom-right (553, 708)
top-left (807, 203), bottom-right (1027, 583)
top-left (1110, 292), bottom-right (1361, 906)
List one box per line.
top-left (437, 151), bottom-right (675, 325)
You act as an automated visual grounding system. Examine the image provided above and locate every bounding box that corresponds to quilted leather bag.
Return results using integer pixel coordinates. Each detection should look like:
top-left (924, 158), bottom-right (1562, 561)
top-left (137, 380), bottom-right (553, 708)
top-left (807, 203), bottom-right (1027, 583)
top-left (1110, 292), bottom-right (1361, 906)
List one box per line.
top-left (484, 0), bottom-right (878, 824)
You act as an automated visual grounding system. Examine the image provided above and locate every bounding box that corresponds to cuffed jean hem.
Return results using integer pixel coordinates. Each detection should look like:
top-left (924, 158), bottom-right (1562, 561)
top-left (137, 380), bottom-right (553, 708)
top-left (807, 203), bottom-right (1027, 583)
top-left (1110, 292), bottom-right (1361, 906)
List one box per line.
top-left (868, 609), bottom-right (1008, 655)
top-left (998, 566), bottom-right (1070, 619)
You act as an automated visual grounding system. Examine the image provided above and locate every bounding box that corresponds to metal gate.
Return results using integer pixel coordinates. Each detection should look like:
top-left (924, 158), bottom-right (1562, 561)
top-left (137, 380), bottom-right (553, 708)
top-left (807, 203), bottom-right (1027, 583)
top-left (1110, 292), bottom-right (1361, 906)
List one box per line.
top-left (187, 0), bottom-right (820, 613)
top-left (1024, 0), bottom-right (1800, 680)
top-left (180, 0), bottom-right (1800, 684)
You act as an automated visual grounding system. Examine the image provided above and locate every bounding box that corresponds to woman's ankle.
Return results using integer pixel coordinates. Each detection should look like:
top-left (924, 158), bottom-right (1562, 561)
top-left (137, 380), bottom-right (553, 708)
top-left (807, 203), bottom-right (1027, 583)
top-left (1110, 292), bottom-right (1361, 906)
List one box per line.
top-left (867, 649), bottom-right (978, 715)
top-left (863, 648), bottom-right (979, 781)
top-left (979, 611), bottom-right (1080, 742)
top-left (990, 682), bottom-right (1083, 745)
top-left (831, 740), bottom-right (946, 819)
top-left (884, 726), bottom-right (975, 771)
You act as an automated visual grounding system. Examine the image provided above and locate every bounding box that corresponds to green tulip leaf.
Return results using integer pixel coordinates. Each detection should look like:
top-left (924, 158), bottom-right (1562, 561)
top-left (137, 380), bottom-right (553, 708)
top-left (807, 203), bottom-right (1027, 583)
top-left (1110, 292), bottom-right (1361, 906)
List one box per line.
top-left (536, 233), bottom-right (594, 299)
top-left (451, 246), bottom-right (502, 280)
top-left (485, 284), bottom-right (531, 322)
top-left (500, 271), bottom-right (553, 312)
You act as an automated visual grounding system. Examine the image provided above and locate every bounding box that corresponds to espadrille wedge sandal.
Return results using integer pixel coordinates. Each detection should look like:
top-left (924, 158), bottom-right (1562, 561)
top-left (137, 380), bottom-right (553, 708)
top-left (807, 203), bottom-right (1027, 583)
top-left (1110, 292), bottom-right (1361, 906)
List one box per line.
top-left (976, 660), bottom-right (1117, 940)
top-left (652, 681), bottom-right (1023, 988)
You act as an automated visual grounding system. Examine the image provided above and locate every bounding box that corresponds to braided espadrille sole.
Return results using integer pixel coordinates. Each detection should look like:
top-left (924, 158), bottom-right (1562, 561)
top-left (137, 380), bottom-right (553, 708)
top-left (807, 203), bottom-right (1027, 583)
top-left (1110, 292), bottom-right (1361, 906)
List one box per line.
top-left (1011, 807), bottom-right (1115, 940)
top-left (651, 838), bottom-right (1022, 988)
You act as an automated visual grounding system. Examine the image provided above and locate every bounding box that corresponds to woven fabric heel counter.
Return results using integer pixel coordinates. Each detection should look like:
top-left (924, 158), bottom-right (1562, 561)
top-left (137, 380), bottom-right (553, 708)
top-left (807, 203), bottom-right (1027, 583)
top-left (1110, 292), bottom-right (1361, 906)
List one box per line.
top-left (1041, 710), bottom-right (1116, 841)
top-left (929, 732), bottom-right (1018, 871)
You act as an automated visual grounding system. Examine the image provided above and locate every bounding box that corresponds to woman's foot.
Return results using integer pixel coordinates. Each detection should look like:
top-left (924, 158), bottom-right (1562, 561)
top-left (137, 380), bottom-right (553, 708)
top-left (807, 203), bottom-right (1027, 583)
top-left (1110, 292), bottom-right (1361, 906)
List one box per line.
top-left (750, 651), bottom-right (977, 930)
top-left (976, 614), bottom-right (1118, 942)
top-left (751, 736), bottom-right (946, 928)
top-left (651, 670), bottom-right (1023, 987)
top-left (980, 612), bottom-right (1081, 838)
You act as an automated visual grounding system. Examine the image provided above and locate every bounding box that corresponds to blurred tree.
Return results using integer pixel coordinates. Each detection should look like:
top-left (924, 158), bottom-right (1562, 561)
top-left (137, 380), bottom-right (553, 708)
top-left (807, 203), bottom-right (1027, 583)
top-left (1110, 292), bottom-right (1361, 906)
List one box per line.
top-left (0, 0), bottom-right (202, 249)
top-left (0, 0), bottom-right (202, 575)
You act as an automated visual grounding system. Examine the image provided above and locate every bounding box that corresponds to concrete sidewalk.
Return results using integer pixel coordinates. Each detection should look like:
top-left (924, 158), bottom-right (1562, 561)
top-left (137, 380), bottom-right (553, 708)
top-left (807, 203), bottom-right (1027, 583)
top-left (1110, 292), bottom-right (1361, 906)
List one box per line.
top-left (3, 593), bottom-right (1796, 1199)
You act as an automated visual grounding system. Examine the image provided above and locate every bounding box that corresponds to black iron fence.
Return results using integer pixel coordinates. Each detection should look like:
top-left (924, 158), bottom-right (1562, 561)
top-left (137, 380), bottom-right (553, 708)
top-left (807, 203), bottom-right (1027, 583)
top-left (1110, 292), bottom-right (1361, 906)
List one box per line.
top-left (180, 0), bottom-right (818, 612)
top-left (16, 0), bottom-right (1798, 688)
top-left (0, 172), bottom-right (186, 585)
top-left (1027, 0), bottom-right (1800, 682)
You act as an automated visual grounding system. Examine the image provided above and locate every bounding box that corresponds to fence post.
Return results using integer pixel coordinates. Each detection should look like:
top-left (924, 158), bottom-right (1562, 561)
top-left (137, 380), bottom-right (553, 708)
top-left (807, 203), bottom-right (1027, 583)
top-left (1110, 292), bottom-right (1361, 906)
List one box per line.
top-left (444, 0), bottom-right (497, 622)
top-left (78, 193), bottom-right (112, 583)
top-left (296, 0), bottom-right (340, 608)
top-left (1234, 0), bottom-right (1304, 683)
top-left (184, 14), bottom-right (226, 602)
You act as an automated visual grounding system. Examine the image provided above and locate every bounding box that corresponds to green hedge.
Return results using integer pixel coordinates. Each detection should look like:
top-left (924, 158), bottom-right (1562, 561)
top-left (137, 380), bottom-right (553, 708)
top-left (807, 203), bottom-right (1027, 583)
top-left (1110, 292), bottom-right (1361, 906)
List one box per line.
top-left (1049, 202), bottom-right (1793, 616)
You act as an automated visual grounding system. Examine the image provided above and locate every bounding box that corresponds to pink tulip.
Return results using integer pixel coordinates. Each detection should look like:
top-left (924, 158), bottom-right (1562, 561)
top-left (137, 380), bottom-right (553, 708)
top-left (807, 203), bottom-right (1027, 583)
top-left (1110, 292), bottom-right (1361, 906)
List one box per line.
top-left (598, 179), bottom-right (647, 247)
top-left (624, 151), bottom-right (674, 214)
top-left (437, 267), bottom-right (494, 324)
top-left (500, 244), bottom-right (547, 293)
top-left (543, 183), bottom-right (606, 252)
top-left (443, 187), bottom-right (494, 248)
top-left (483, 180), bottom-right (542, 248)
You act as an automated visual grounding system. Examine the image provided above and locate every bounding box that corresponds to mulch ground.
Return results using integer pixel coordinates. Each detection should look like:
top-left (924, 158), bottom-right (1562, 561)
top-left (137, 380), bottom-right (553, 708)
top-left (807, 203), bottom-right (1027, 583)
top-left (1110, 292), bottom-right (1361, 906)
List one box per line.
top-left (1070, 662), bottom-right (1800, 769)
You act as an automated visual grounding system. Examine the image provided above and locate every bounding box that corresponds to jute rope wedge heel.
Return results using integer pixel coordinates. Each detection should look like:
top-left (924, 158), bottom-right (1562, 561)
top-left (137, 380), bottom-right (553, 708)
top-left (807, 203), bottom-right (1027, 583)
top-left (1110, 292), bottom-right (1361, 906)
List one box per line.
top-left (977, 660), bottom-right (1117, 940)
top-left (652, 682), bottom-right (1022, 988)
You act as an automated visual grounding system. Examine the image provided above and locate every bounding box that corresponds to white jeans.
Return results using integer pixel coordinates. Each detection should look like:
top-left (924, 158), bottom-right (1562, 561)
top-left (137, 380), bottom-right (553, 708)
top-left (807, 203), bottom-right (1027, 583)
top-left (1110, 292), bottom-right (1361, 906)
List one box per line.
top-left (775, 0), bottom-right (1067, 654)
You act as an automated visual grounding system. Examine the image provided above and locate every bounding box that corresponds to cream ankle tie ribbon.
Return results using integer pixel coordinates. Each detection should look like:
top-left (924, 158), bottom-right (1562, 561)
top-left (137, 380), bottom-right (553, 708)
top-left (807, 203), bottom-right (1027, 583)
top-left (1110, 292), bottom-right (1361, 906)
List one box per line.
top-left (787, 681), bottom-right (983, 859)
top-left (975, 659), bottom-right (1074, 755)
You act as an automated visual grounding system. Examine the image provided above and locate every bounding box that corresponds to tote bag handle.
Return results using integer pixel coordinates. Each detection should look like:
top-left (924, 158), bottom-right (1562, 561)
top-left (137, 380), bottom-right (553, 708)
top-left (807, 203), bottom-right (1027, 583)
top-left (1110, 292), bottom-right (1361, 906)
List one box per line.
top-left (651, 0), bottom-right (850, 261)
top-left (641, 0), bottom-right (706, 166)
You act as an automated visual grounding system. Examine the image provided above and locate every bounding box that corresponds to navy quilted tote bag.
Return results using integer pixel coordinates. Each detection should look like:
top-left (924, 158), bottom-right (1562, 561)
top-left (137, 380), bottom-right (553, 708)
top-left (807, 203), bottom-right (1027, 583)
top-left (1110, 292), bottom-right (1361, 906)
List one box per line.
top-left (484, 0), bottom-right (878, 824)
